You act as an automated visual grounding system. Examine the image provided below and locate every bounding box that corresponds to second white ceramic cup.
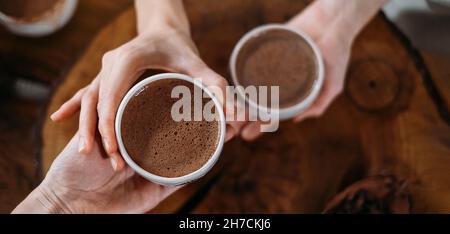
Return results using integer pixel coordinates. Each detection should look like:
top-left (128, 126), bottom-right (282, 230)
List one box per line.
top-left (115, 73), bottom-right (226, 186)
top-left (0, 0), bottom-right (78, 37)
top-left (229, 24), bottom-right (325, 120)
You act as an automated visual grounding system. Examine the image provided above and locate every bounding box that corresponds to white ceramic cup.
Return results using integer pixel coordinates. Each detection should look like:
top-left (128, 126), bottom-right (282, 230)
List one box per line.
top-left (0, 0), bottom-right (78, 37)
top-left (115, 73), bottom-right (226, 186)
top-left (229, 24), bottom-right (325, 120)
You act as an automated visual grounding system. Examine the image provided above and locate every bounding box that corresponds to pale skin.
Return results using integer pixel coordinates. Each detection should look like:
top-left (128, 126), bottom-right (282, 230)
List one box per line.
top-left (240, 0), bottom-right (387, 140)
top-left (14, 0), bottom-right (386, 213)
top-left (50, 0), bottom-right (238, 172)
top-left (13, 133), bottom-right (179, 213)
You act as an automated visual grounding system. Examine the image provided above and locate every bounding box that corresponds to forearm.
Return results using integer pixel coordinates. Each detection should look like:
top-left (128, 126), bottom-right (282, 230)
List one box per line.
top-left (135, 0), bottom-right (190, 35)
top-left (290, 0), bottom-right (386, 43)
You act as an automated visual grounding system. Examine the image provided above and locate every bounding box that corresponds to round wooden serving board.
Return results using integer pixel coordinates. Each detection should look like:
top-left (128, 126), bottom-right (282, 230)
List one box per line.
top-left (42, 0), bottom-right (450, 213)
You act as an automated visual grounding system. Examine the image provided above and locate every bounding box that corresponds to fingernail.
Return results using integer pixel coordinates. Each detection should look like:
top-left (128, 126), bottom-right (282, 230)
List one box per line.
top-left (110, 157), bottom-right (117, 171)
top-left (78, 136), bottom-right (86, 153)
top-left (50, 111), bottom-right (58, 121)
top-left (102, 138), bottom-right (111, 153)
top-left (225, 130), bottom-right (234, 142)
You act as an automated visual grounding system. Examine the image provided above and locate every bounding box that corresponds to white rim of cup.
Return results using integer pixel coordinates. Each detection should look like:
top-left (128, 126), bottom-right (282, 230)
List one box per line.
top-left (0, 0), bottom-right (78, 37)
top-left (115, 73), bottom-right (226, 186)
top-left (229, 24), bottom-right (325, 120)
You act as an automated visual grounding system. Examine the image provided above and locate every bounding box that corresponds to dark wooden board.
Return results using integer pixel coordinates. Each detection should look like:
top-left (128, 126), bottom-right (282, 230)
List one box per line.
top-left (41, 0), bottom-right (450, 213)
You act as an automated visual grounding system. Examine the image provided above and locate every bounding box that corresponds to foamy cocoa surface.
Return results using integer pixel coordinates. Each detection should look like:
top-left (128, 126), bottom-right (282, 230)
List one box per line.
top-left (236, 28), bottom-right (318, 108)
top-left (120, 79), bottom-right (220, 178)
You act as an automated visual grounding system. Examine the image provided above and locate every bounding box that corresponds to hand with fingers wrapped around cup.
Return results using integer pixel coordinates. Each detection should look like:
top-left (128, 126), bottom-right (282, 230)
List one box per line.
top-left (237, 0), bottom-right (386, 141)
top-left (50, 0), bottom-right (241, 172)
top-left (13, 133), bottom-right (180, 214)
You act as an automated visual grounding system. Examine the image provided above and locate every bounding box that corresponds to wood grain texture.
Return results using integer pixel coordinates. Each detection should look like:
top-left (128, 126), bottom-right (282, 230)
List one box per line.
top-left (41, 0), bottom-right (450, 213)
top-left (422, 51), bottom-right (450, 113)
top-left (0, 0), bottom-right (132, 213)
top-left (0, 0), bottom-right (132, 84)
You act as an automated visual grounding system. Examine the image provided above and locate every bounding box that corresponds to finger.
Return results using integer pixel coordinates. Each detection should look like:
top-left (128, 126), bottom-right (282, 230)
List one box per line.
top-left (293, 70), bottom-right (333, 123)
top-left (225, 126), bottom-right (235, 142)
top-left (224, 103), bottom-right (248, 142)
top-left (197, 69), bottom-right (245, 142)
top-left (293, 88), bottom-right (337, 123)
top-left (51, 88), bottom-right (86, 122)
top-left (182, 59), bottom-right (247, 142)
top-left (109, 152), bottom-right (126, 172)
top-left (293, 96), bottom-right (328, 123)
top-left (241, 121), bottom-right (264, 142)
top-left (136, 177), bottom-right (183, 212)
top-left (97, 51), bottom-right (142, 157)
top-left (78, 83), bottom-right (99, 154)
top-left (183, 59), bottom-right (228, 104)
top-left (293, 108), bottom-right (317, 123)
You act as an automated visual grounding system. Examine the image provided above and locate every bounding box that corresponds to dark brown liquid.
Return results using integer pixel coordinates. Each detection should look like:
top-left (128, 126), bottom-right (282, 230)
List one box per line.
top-left (0, 0), bottom-right (61, 20)
top-left (121, 79), bottom-right (220, 178)
top-left (236, 28), bottom-right (318, 108)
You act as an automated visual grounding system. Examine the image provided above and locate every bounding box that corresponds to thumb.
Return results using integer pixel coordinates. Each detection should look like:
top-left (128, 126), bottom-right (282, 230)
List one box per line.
top-left (182, 60), bottom-right (244, 141)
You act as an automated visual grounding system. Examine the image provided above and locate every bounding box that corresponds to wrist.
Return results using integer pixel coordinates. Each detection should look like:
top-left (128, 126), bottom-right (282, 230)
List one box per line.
top-left (290, 0), bottom-right (386, 44)
top-left (138, 15), bottom-right (190, 36)
top-left (12, 182), bottom-right (72, 214)
top-left (138, 20), bottom-right (190, 40)
top-left (135, 0), bottom-right (190, 36)
top-left (318, 0), bottom-right (387, 41)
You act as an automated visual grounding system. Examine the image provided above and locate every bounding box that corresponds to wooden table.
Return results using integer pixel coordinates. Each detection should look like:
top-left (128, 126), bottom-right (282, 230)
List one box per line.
top-left (1, 0), bottom-right (450, 213)
top-left (0, 0), bottom-right (133, 213)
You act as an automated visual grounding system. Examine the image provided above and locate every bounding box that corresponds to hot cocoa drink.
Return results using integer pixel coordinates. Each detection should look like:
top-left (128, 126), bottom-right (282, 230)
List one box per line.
top-left (120, 79), bottom-right (220, 178)
top-left (235, 28), bottom-right (319, 108)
